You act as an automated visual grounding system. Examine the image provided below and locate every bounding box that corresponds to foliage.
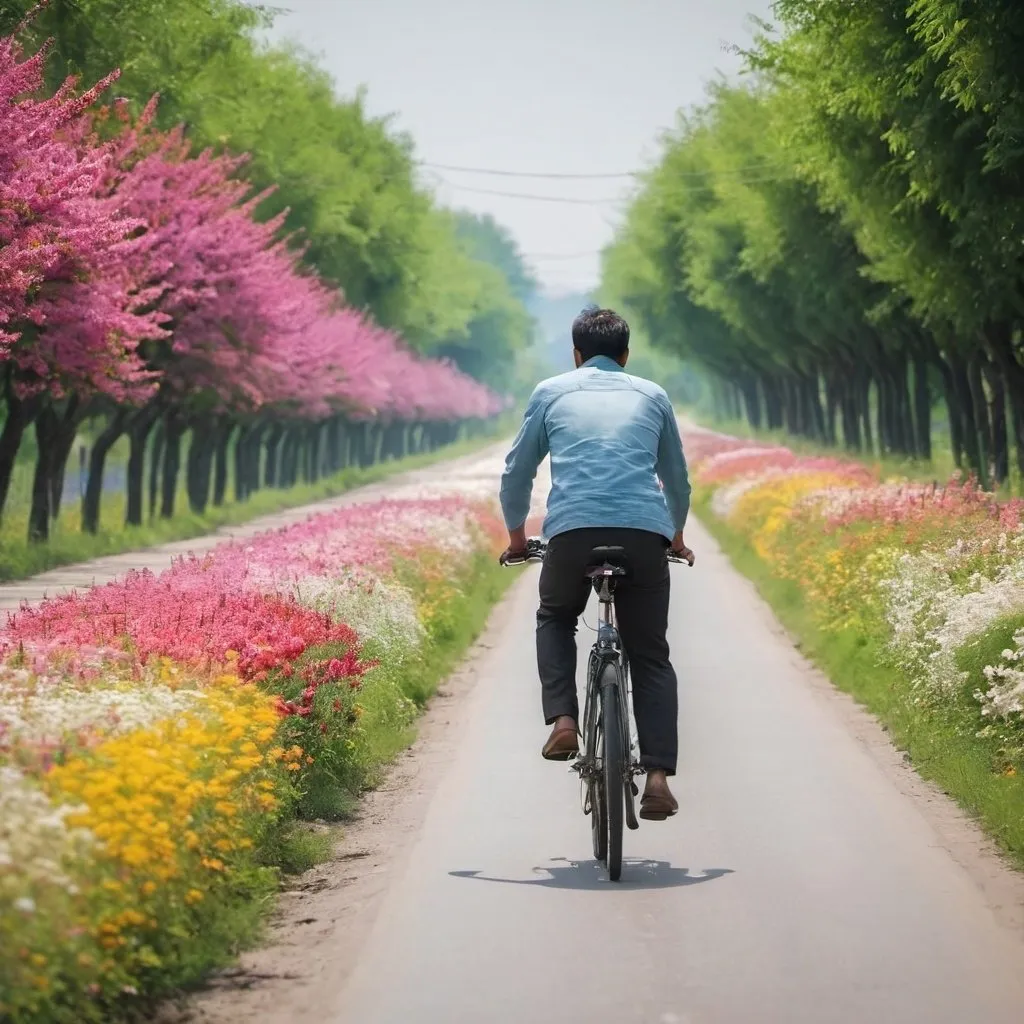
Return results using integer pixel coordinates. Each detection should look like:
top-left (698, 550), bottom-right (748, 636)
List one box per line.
top-left (604, 2), bottom-right (1024, 489)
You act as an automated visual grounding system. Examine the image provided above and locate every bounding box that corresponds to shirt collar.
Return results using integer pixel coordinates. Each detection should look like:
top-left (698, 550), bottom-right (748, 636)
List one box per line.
top-left (582, 355), bottom-right (624, 372)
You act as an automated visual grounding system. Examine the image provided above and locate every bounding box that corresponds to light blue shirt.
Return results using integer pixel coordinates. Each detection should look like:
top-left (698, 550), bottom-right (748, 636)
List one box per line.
top-left (500, 356), bottom-right (691, 541)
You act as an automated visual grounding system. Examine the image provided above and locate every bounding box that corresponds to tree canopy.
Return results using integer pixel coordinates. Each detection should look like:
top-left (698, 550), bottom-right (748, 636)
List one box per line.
top-left (602, 0), bottom-right (1024, 487)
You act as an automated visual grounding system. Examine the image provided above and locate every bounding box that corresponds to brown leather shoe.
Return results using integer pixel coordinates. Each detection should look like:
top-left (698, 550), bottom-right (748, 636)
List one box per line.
top-left (639, 788), bottom-right (678, 821)
top-left (542, 723), bottom-right (579, 761)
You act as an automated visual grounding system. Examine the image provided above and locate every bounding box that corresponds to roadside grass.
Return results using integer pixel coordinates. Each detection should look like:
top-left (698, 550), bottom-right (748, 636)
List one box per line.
top-left (696, 494), bottom-right (1024, 870)
top-left (0, 431), bottom-right (508, 583)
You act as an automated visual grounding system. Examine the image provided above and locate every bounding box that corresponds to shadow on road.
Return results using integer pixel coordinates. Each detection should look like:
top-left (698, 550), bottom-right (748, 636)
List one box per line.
top-left (450, 858), bottom-right (733, 891)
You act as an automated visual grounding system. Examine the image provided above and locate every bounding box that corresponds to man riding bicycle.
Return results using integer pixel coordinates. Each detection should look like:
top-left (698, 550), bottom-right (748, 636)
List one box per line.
top-left (499, 306), bottom-right (693, 821)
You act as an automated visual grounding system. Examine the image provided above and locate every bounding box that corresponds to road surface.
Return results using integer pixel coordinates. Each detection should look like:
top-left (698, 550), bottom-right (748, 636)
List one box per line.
top-left (9, 443), bottom-right (1023, 1023)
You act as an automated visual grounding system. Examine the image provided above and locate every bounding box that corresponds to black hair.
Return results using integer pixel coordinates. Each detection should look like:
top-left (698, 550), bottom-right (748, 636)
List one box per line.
top-left (571, 305), bottom-right (630, 362)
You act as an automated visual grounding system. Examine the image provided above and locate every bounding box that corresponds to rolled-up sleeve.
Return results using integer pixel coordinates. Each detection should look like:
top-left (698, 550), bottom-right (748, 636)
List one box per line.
top-left (656, 401), bottom-right (691, 531)
top-left (499, 387), bottom-right (549, 530)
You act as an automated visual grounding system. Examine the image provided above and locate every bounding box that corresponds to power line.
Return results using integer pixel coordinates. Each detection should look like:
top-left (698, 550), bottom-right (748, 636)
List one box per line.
top-left (418, 158), bottom-right (785, 181)
top-left (427, 171), bottom-right (798, 207)
top-left (420, 161), bottom-right (637, 180)
top-left (524, 251), bottom-right (602, 260)
top-left (431, 180), bottom-right (625, 206)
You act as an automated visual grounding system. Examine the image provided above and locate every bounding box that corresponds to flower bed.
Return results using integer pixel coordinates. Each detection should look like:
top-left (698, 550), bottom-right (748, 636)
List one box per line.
top-left (0, 497), bottom-right (504, 1023)
top-left (689, 427), bottom-right (1024, 771)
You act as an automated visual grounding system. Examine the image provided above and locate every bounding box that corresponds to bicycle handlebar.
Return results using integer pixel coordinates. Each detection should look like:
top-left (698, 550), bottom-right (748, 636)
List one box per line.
top-left (500, 538), bottom-right (692, 567)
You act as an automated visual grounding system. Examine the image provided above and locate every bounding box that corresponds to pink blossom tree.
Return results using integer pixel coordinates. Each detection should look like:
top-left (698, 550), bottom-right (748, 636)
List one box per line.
top-left (2, 24), bottom-right (507, 543)
top-left (0, 30), bottom-right (164, 540)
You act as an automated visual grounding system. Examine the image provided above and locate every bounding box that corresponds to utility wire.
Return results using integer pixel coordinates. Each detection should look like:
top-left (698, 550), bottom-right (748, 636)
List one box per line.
top-left (427, 172), bottom-right (797, 206)
top-left (429, 180), bottom-right (625, 205)
top-left (418, 158), bottom-right (785, 181)
top-left (523, 251), bottom-right (602, 260)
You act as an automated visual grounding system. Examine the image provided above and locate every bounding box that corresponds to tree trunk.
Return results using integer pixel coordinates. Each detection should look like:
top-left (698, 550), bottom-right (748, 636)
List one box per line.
top-left (160, 414), bottom-right (185, 518)
top-left (28, 407), bottom-right (59, 543)
top-left (234, 425), bottom-right (253, 502)
top-left (967, 354), bottom-right (992, 484)
top-left (803, 373), bottom-right (825, 442)
top-left (740, 377), bottom-right (762, 430)
top-left (761, 376), bottom-right (783, 430)
top-left (213, 419), bottom-right (233, 507)
top-left (982, 321), bottom-right (1024, 479)
top-left (147, 417), bottom-right (164, 522)
top-left (327, 417), bottom-right (345, 472)
top-left (950, 352), bottom-right (986, 485)
top-left (934, 352), bottom-right (964, 469)
top-left (264, 423), bottom-right (284, 488)
top-left (305, 424), bottom-right (320, 483)
top-left (247, 424), bottom-right (264, 495)
top-left (278, 429), bottom-right (296, 488)
top-left (984, 362), bottom-right (1009, 486)
top-left (858, 371), bottom-right (874, 455)
top-left (0, 377), bottom-right (28, 524)
top-left (912, 354), bottom-right (932, 461)
top-left (46, 398), bottom-right (82, 522)
top-left (894, 353), bottom-right (915, 457)
top-left (186, 417), bottom-right (216, 514)
top-left (126, 404), bottom-right (159, 527)
top-left (82, 408), bottom-right (128, 534)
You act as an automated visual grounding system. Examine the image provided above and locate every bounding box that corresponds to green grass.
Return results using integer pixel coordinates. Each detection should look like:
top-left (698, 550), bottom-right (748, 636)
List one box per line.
top-left (696, 493), bottom-right (1024, 870)
top-left (0, 430), bottom-right (508, 583)
top-left (266, 825), bottom-right (335, 876)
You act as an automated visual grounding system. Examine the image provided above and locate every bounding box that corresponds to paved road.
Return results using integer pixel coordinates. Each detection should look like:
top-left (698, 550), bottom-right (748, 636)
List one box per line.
top-left (330, 521), bottom-right (1024, 1023)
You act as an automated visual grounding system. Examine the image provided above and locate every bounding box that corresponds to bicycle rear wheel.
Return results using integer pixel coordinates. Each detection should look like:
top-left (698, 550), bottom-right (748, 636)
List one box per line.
top-left (589, 710), bottom-right (607, 863)
top-left (600, 662), bottom-right (624, 881)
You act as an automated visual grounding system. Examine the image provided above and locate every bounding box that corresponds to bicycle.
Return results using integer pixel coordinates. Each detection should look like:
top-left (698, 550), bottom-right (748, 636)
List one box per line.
top-left (503, 537), bottom-right (689, 881)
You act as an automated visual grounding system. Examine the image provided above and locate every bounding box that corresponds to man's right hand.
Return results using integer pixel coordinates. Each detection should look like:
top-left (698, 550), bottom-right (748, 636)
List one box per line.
top-left (499, 547), bottom-right (529, 566)
top-left (670, 531), bottom-right (695, 566)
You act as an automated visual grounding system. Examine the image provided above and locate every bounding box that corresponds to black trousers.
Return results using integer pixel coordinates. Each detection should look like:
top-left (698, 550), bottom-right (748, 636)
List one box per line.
top-left (537, 528), bottom-right (678, 775)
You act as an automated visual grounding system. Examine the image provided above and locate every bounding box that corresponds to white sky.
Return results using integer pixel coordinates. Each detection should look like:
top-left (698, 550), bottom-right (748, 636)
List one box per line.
top-left (265, 0), bottom-right (774, 295)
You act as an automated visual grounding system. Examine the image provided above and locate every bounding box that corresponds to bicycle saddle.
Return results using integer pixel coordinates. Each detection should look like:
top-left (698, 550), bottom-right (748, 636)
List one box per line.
top-left (587, 546), bottom-right (630, 577)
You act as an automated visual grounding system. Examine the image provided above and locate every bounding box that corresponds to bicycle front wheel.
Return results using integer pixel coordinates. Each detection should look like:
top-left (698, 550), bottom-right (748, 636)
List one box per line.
top-left (599, 662), bottom-right (624, 881)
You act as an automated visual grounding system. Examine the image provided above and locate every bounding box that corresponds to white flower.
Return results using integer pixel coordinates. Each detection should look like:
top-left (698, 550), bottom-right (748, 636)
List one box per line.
top-left (882, 532), bottom-right (1024, 703)
top-left (0, 768), bottom-right (93, 904)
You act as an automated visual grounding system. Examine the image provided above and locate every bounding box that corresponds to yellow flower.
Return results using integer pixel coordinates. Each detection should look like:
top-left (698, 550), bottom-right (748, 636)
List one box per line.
top-left (185, 889), bottom-right (205, 905)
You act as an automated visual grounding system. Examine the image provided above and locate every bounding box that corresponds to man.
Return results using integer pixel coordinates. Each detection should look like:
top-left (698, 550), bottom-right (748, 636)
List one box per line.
top-left (499, 305), bottom-right (693, 821)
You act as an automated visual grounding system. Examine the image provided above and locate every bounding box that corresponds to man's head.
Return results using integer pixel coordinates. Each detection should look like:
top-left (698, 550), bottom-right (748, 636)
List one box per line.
top-left (571, 305), bottom-right (630, 368)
